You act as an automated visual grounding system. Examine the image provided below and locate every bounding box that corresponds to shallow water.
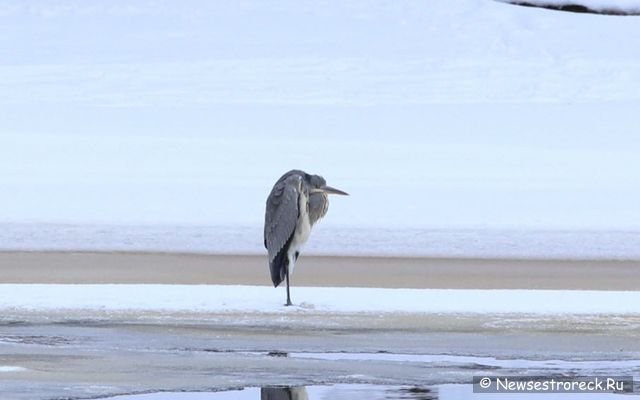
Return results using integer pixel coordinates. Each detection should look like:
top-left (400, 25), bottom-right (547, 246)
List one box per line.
top-left (288, 352), bottom-right (640, 372)
top-left (107, 384), bottom-right (633, 400)
top-left (1, 317), bottom-right (639, 400)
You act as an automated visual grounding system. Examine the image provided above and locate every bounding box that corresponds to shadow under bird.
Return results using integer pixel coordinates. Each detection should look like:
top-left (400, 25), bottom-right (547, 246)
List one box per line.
top-left (264, 170), bottom-right (348, 306)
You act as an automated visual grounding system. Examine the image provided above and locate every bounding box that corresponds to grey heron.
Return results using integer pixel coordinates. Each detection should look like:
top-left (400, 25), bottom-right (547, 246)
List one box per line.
top-left (264, 170), bottom-right (348, 306)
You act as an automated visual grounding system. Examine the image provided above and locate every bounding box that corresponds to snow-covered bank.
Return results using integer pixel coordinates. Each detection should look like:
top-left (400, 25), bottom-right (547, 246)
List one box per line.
top-left (1, 285), bottom-right (639, 315)
top-left (1, 0), bottom-right (640, 232)
top-left (2, 224), bottom-right (640, 260)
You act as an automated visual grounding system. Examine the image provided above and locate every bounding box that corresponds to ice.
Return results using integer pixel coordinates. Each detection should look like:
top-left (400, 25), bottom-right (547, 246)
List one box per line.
top-left (0, 366), bottom-right (27, 372)
top-left (289, 353), bottom-right (640, 372)
top-left (1, 284), bottom-right (639, 315)
top-left (2, 223), bottom-right (640, 260)
top-left (101, 384), bottom-right (635, 400)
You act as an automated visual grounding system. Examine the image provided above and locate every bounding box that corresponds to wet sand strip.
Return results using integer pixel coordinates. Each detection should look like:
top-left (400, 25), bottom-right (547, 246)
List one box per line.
top-left (1, 251), bottom-right (639, 290)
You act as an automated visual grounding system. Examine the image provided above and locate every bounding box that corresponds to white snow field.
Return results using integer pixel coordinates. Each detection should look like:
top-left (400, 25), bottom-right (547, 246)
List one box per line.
top-left (2, 4), bottom-right (639, 400)
top-left (2, 223), bottom-right (640, 259)
top-left (1, 0), bottom-right (639, 234)
top-left (1, 284), bottom-right (639, 315)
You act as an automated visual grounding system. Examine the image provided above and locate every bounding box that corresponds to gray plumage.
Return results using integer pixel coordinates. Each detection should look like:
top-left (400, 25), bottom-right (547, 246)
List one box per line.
top-left (308, 191), bottom-right (329, 226)
top-left (264, 169), bottom-right (348, 306)
top-left (264, 173), bottom-right (302, 267)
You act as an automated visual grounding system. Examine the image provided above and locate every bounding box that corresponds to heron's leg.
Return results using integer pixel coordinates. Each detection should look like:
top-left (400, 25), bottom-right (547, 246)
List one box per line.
top-left (285, 266), bottom-right (292, 306)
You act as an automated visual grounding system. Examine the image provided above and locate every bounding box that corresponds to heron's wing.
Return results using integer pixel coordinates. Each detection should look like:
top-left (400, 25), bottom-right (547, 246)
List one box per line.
top-left (264, 178), bottom-right (299, 261)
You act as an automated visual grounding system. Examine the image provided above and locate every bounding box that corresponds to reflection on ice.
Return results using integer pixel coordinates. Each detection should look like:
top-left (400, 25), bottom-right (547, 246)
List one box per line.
top-left (107, 385), bottom-right (435, 400)
top-left (289, 352), bottom-right (640, 373)
top-left (261, 386), bottom-right (307, 400)
top-left (105, 384), bottom-right (632, 400)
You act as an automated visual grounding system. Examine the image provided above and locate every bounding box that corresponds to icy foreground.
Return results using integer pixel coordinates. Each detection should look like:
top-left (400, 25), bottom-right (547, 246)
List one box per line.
top-left (1, 284), bottom-right (639, 315)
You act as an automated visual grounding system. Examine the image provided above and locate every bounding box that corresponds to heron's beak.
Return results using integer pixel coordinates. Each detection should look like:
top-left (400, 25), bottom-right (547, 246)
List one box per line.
top-left (320, 185), bottom-right (349, 196)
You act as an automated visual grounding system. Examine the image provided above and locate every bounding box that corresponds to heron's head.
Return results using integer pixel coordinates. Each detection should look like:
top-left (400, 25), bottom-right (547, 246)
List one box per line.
top-left (306, 174), bottom-right (349, 196)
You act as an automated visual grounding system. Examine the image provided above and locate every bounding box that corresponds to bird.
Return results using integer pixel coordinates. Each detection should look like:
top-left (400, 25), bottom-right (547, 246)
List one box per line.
top-left (264, 170), bottom-right (348, 306)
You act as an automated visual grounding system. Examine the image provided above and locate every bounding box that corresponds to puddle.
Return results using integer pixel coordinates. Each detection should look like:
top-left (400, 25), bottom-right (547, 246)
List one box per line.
top-left (288, 352), bottom-right (640, 371)
top-left (104, 385), bottom-right (436, 400)
top-left (104, 384), bottom-right (632, 399)
top-left (3, 323), bottom-right (638, 400)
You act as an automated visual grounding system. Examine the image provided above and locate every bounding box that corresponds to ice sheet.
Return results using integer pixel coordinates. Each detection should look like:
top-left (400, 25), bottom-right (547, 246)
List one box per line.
top-left (2, 223), bottom-right (639, 259)
top-left (1, 284), bottom-right (639, 315)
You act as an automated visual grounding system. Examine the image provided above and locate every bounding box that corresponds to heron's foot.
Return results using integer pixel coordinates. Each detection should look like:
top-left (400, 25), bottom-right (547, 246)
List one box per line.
top-left (285, 299), bottom-right (293, 306)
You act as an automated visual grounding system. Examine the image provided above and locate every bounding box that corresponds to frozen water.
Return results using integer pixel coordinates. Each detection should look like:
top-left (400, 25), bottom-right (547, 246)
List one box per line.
top-left (0, 366), bottom-right (27, 372)
top-left (2, 0), bottom-right (640, 232)
top-left (289, 353), bottom-right (640, 373)
top-left (1, 317), bottom-right (638, 400)
top-left (2, 284), bottom-right (640, 315)
top-left (104, 384), bottom-right (635, 400)
top-left (2, 223), bottom-right (640, 259)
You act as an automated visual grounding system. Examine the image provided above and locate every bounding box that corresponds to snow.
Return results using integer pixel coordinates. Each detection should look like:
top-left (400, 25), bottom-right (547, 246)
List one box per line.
top-left (2, 223), bottom-right (640, 259)
top-left (1, 284), bottom-right (638, 315)
top-left (1, 0), bottom-right (640, 234)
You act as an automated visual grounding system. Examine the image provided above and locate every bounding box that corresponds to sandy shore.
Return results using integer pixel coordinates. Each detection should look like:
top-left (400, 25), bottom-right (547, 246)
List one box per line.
top-left (1, 251), bottom-right (639, 289)
top-left (2, 251), bottom-right (639, 400)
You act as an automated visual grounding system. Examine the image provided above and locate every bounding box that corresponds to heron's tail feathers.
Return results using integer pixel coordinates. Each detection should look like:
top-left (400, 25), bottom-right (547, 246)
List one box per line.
top-left (269, 248), bottom-right (288, 287)
top-left (269, 233), bottom-right (294, 287)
